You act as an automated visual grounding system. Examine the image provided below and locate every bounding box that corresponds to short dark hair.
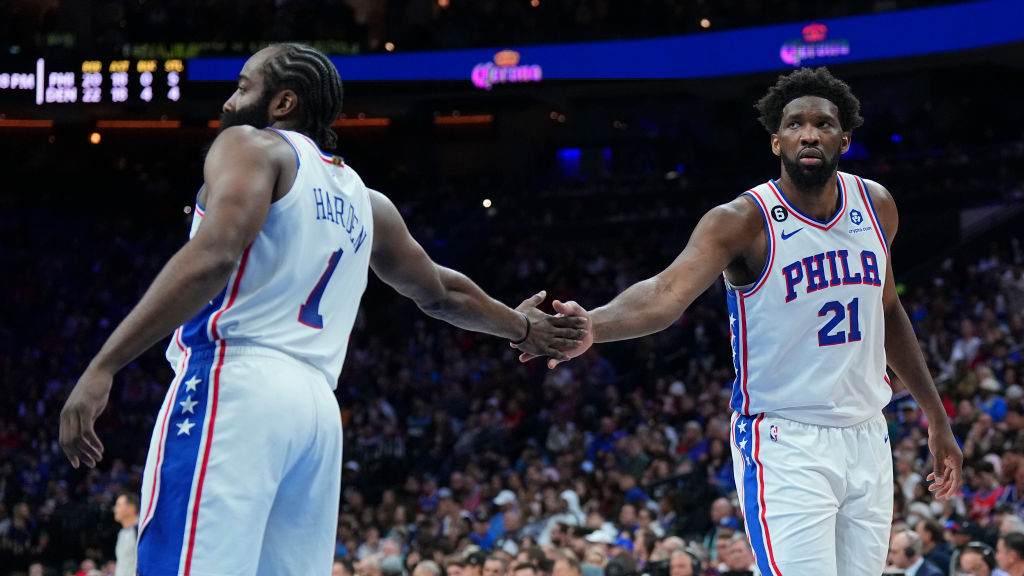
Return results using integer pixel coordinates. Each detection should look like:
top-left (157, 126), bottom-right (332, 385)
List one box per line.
top-left (523, 546), bottom-right (546, 567)
top-left (512, 563), bottom-right (537, 575)
top-left (485, 556), bottom-right (508, 571)
top-left (262, 43), bottom-right (344, 150)
top-left (755, 67), bottom-right (863, 133)
top-left (919, 518), bottom-right (944, 544)
top-left (1002, 532), bottom-right (1024, 559)
top-left (118, 492), bottom-right (140, 511)
top-left (336, 557), bottom-right (356, 576)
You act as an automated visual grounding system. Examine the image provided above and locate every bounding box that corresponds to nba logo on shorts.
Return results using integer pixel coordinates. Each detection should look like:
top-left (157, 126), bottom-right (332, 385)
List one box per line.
top-left (769, 424), bottom-right (779, 442)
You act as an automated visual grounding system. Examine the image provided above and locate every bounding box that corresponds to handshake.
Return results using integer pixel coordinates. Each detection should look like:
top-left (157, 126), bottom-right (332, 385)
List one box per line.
top-left (510, 290), bottom-right (594, 369)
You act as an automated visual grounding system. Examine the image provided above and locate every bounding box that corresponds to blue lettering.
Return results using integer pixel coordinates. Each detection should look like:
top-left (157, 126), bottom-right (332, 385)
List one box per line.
top-left (862, 251), bottom-right (882, 286)
top-left (313, 187), bottom-right (327, 220)
top-left (838, 250), bottom-right (861, 285)
top-left (334, 195), bottom-right (346, 225)
top-left (345, 205), bottom-right (356, 234)
top-left (313, 188), bottom-right (368, 253)
top-left (802, 253), bottom-right (828, 293)
top-left (324, 190), bottom-right (335, 223)
top-left (353, 228), bottom-right (368, 253)
top-left (783, 262), bottom-right (803, 302)
top-left (825, 251), bottom-right (841, 287)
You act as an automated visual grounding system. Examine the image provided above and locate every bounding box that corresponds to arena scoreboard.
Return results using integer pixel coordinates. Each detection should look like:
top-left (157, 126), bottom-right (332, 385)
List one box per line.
top-left (0, 57), bottom-right (183, 105)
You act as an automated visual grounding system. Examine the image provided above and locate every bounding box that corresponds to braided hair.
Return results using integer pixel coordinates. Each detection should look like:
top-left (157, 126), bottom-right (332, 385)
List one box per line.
top-left (755, 67), bottom-right (863, 134)
top-left (262, 43), bottom-right (344, 150)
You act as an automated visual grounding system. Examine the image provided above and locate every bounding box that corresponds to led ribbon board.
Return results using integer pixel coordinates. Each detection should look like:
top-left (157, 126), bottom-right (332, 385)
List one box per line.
top-left (188, 0), bottom-right (1023, 84)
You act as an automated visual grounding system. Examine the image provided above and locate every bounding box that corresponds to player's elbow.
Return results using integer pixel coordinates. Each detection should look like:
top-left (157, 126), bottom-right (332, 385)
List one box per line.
top-left (413, 285), bottom-right (455, 318)
top-left (413, 297), bottom-right (460, 326)
top-left (387, 275), bottom-right (447, 316)
top-left (413, 267), bottom-right (464, 316)
top-left (211, 253), bottom-right (241, 278)
top-left (188, 241), bottom-right (245, 283)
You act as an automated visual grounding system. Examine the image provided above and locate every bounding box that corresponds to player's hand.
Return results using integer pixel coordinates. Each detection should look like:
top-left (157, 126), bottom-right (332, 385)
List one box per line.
top-left (514, 299), bottom-right (594, 369)
top-left (926, 423), bottom-right (963, 501)
top-left (60, 366), bottom-right (112, 469)
top-left (511, 291), bottom-right (588, 363)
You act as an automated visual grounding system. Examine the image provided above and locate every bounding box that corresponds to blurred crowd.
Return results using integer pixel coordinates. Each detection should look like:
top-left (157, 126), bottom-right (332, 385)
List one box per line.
top-left (1, 116), bottom-right (1023, 576)
top-left (3, 0), bottom-right (968, 55)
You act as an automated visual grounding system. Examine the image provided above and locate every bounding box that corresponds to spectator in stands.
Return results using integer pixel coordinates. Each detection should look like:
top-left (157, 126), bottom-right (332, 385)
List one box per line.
top-left (359, 527), bottom-right (383, 560)
top-left (484, 555), bottom-right (507, 576)
top-left (358, 553), bottom-right (384, 576)
top-left (552, 556), bottom-right (581, 576)
top-left (701, 497), bottom-right (733, 562)
top-left (668, 550), bottom-right (698, 576)
top-left (981, 378), bottom-right (1010, 424)
top-left (720, 533), bottom-right (757, 574)
top-left (917, 518), bottom-right (954, 573)
top-left (512, 562), bottom-right (539, 576)
top-left (997, 532), bottom-right (1024, 576)
top-left (957, 542), bottom-right (998, 576)
top-left (336, 557), bottom-right (357, 576)
top-left (887, 529), bottom-right (944, 576)
top-left (413, 560), bottom-right (443, 576)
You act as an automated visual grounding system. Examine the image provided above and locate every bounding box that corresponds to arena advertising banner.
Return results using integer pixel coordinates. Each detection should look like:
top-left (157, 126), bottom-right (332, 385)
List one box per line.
top-left (186, 0), bottom-right (1023, 85)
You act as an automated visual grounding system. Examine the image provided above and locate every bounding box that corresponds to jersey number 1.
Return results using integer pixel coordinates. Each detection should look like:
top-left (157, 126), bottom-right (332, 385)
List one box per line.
top-left (818, 298), bottom-right (862, 346)
top-left (298, 249), bottom-right (343, 329)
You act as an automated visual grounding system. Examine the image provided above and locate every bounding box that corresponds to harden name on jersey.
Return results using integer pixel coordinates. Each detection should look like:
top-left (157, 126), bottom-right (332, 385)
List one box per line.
top-left (313, 186), bottom-right (369, 254)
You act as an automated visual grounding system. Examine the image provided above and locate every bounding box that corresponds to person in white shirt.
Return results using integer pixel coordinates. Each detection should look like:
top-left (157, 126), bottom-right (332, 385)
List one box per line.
top-left (113, 492), bottom-right (139, 576)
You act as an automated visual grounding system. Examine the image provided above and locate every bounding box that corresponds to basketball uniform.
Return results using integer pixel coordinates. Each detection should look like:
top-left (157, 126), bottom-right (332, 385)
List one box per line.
top-left (726, 172), bottom-right (893, 576)
top-left (137, 128), bottom-right (374, 576)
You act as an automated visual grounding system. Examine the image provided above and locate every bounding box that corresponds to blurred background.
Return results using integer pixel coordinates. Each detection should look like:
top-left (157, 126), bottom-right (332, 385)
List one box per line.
top-left (1, 1), bottom-right (1023, 575)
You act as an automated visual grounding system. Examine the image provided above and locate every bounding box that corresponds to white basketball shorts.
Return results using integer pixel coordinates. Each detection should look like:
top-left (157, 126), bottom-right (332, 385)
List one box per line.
top-left (137, 344), bottom-right (342, 576)
top-left (730, 411), bottom-right (894, 576)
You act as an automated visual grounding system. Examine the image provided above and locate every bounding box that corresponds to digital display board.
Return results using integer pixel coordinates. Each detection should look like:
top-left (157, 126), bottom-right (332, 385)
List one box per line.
top-left (0, 58), bottom-right (183, 105)
top-left (186, 0), bottom-right (1024, 84)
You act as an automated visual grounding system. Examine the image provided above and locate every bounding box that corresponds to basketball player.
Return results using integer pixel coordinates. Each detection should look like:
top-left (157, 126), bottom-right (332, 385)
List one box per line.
top-left (519, 67), bottom-right (963, 575)
top-left (58, 43), bottom-right (586, 576)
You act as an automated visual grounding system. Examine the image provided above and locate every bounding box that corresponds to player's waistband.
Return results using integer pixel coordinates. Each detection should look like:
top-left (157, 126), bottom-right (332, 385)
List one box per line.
top-left (742, 409), bottom-right (884, 429)
top-left (178, 341), bottom-right (321, 374)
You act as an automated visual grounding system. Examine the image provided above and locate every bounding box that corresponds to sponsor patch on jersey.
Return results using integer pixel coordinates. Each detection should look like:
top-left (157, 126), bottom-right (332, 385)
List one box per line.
top-left (850, 209), bottom-right (863, 225)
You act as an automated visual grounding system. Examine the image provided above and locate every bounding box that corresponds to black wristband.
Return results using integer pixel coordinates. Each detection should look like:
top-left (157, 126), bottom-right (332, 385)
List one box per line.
top-left (510, 311), bottom-right (531, 345)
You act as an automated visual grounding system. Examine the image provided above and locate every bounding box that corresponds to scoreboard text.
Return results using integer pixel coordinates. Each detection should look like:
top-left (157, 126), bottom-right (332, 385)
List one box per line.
top-left (0, 58), bottom-right (183, 105)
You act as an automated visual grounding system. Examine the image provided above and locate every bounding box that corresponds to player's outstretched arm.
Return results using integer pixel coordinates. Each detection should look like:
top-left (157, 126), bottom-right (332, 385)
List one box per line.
top-left (525, 197), bottom-right (760, 368)
top-left (60, 126), bottom-right (282, 469)
top-left (869, 179), bottom-right (962, 500)
top-left (367, 188), bottom-right (586, 360)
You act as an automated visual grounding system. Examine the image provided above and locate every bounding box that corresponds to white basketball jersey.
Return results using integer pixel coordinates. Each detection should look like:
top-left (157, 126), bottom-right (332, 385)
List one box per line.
top-left (726, 172), bottom-right (890, 426)
top-left (165, 128), bottom-right (374, 387)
